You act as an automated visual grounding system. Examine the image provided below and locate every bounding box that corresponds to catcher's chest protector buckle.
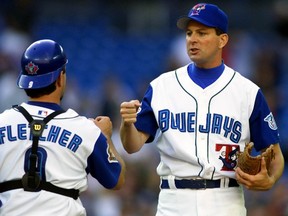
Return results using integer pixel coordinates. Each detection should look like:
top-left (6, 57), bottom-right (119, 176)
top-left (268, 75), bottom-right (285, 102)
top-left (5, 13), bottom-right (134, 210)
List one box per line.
top-left (22, 171), bottom-right (41, 192)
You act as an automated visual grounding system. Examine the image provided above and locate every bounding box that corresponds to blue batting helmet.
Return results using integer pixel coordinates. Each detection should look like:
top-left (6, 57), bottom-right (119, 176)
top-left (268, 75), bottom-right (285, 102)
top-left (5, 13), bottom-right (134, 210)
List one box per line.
top-left (17, 39), bottom-right (68, 89)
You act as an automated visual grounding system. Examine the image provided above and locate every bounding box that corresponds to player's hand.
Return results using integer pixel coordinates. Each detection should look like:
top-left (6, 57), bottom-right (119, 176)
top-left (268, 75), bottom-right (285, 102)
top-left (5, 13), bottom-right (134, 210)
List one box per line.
top-left (235, 157), bottom-right (275, 191)
top-left (93, 116), bottom-right (113, 138)
top-left (120, 100), bottom-right (141, 126)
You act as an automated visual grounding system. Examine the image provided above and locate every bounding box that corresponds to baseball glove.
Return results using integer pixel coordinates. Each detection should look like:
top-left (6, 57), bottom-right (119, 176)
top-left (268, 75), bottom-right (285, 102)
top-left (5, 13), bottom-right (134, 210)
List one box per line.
top-left (237, 142), bottom-right (275, 175)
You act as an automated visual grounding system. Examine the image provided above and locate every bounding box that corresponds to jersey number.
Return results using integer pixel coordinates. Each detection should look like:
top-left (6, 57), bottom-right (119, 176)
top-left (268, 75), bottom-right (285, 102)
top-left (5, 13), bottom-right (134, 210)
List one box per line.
top-left (24, 147), bottom-right (48, 181)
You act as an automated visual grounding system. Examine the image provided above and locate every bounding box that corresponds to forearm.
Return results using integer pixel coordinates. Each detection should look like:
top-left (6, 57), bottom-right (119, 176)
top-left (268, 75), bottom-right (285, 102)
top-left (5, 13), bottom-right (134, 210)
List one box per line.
top-left (106, 136), bottom-right (126, 190)
top-left (120, 121), bottom-right (147, 154)
top-left (269, 144), bottom-right (284, 185)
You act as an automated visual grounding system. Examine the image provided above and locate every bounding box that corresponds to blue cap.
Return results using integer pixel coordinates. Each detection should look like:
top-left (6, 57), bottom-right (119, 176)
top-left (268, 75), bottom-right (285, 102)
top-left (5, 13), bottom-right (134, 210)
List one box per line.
top-left (17, 39), bottom-right (68, 89)
top-left (177, 3), bottom-right (228, 33)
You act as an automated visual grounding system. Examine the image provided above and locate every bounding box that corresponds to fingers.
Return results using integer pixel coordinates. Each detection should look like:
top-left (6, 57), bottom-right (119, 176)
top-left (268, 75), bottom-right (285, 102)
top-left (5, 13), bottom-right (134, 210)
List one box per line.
top-left (95, 116), bottom-right (110, 122)
top-left (235, 167), bottom-right (254, 189)
top-left (94, 116), bottom-right (111, 127)
top-left (93, 116), bottom-right (112, 129)
top-left (93, 116), bottom-right (113, 138)
top-left (120, 100), bottom-right (141, 125)
top-left (235, 167), bottom-right (246, 181)
top-left (120, 100), bottom-right (141, 110)
top-left (235, 166), bottom-right (253, 184)
top-left (260, 157), bottom-right (267, 173)
top-left (235, 158), bottom-right (270, 190)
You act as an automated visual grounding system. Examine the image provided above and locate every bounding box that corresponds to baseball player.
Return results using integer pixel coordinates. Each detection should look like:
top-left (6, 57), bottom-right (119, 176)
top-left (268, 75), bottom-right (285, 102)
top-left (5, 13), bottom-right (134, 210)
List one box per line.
top-left (0, 39), bottom-right (126, 216)
top-left (119, 3), bottom-right (284, 216)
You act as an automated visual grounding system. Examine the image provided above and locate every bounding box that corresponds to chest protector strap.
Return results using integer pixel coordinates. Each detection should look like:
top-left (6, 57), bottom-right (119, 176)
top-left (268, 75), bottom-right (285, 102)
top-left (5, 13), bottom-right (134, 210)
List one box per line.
top-left (0, 105), bottom-right (79, 200)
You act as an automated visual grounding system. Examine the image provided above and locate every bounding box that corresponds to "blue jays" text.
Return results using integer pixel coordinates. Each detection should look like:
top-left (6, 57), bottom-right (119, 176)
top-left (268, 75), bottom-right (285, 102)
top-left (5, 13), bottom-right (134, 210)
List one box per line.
top-left (158, 109), bottom-right (242, 143)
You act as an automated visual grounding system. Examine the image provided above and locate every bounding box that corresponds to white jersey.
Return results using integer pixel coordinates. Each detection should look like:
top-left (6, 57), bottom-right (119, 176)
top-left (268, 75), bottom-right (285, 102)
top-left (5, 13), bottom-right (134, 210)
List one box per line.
top-left (0, 102), bottom-right (121, 216)
top-left (135, 64), bottom-right (279, 180)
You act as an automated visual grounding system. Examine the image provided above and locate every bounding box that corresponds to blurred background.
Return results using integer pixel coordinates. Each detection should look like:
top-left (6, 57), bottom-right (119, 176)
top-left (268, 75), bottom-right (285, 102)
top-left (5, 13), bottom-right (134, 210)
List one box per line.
top-left (0, 0), bottom-right (288, 215)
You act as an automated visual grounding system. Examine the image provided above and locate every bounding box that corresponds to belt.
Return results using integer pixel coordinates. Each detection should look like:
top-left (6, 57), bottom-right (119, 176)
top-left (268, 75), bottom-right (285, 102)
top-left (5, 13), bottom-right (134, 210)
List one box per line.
top-left (160, 178), bottom-right (239, 189)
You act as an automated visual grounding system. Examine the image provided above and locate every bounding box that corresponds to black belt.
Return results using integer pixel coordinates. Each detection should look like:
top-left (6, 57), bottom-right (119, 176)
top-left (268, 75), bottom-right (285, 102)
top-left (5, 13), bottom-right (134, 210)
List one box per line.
top-left (160, 178), bottom-right (239, 189)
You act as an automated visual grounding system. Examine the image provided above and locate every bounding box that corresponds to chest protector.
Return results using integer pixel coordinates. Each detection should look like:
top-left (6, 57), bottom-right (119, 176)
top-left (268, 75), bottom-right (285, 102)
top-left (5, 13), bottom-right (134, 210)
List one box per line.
top-left (0, 105), bottom-right (79, 200)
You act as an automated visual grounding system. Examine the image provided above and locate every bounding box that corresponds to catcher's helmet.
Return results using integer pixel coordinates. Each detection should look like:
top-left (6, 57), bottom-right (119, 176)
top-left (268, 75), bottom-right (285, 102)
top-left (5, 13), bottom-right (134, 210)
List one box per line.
top-left (17, 39), bottom-right (68, 89)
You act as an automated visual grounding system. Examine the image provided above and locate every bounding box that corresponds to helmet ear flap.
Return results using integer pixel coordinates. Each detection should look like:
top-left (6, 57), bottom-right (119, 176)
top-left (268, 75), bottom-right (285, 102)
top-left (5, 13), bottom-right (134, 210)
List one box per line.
top-left (17, 39), bottom-right (68, 89)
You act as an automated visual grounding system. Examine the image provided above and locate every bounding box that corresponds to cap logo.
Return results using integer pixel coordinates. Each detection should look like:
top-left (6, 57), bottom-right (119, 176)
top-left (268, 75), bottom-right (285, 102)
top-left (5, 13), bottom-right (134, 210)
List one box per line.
top-left (191, 3), bottom-right (206, 16)
top-left (25, 61), bottom-right (39, 75)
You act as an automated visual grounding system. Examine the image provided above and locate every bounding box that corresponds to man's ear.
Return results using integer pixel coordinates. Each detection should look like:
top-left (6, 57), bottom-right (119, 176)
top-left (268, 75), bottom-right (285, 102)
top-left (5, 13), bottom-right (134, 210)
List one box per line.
top-left (219, 34), bottom-right (229, 48)
top-left (56, 71), bottom-right (65, 87)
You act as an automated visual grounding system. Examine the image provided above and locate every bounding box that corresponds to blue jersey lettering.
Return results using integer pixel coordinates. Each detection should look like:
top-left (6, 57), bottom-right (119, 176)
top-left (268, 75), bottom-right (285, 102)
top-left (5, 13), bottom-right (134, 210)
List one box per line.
top-left (158, 109), bottom-right (242, 143)
top-left (0, 124), bottom-right (82, 152)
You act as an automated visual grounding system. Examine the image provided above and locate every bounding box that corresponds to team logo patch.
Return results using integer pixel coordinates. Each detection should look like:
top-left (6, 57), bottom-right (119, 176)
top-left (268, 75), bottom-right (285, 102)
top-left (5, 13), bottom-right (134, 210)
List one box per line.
top-left (190, 3), bottom-right (206, 16)
top-left (217, 144), bottom-right (239, 171)
top-left (264, 112), bottom-right (278, 130)
top-left (25, 61), bottom-right (39, 74)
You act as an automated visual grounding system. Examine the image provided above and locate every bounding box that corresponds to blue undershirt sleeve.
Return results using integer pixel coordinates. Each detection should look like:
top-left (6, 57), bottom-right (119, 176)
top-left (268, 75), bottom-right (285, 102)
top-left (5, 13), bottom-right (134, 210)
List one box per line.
top-left (134, 85), bottom-right (159, 143)
top-left (249, 89), bottom-right (280, 151)
top-left (86, 133), bottom-right (121, 189)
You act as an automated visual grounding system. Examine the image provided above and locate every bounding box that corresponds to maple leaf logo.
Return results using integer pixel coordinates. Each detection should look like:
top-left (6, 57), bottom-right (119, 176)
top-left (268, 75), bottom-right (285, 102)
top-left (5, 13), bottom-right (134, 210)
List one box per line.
top-left (25, 61), bottom-right (39, 74)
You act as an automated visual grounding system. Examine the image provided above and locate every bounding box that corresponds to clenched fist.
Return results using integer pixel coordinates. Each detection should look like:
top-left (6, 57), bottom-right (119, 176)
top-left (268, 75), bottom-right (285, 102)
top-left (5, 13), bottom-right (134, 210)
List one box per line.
top-left (120, 100), bottom-right (141, 126)
top-left (93, 116), bottom-right (113, 138)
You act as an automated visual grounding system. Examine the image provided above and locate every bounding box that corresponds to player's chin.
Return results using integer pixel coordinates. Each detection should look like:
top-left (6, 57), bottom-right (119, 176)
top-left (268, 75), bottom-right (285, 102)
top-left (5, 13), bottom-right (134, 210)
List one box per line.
top-left (188, 53), bottom-right (200, 61)
top-left (189, 57), bottom-right (203, 66)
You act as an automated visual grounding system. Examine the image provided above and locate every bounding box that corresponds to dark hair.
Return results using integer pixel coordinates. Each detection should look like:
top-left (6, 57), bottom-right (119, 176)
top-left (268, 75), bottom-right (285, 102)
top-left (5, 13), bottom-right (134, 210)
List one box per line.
top-left (215, 28), bottom-right (225, 36)
top-left (24, 81), bottom-right (57, 98)
top-left (24, 68), bottom-right (66, 98)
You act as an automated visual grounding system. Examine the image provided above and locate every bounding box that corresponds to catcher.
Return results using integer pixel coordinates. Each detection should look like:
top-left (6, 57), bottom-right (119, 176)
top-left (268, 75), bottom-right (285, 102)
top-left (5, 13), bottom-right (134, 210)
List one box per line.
top-left (0, 39), bottom-right (126, 216)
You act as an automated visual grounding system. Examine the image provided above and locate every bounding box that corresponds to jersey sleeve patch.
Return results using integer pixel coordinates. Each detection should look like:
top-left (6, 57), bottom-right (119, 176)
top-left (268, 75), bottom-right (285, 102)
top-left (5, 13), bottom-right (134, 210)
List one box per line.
top-left (264, 112), bottom-right (278, 130)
